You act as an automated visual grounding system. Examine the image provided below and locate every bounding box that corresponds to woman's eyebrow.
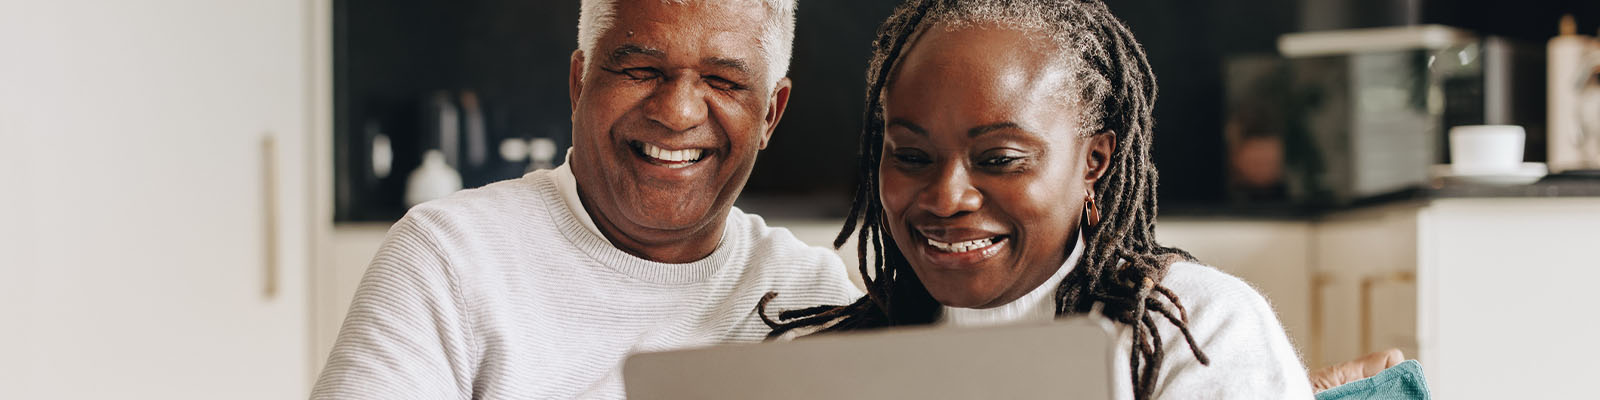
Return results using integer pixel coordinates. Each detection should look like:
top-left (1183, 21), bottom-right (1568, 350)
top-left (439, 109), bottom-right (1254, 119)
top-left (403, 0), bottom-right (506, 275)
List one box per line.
top-left (887, 118), bottom-right (929, 136)
top-left (886, 120), bottom-right (1026, 137)
top-left (967, 122), bottom-right (1021, 137)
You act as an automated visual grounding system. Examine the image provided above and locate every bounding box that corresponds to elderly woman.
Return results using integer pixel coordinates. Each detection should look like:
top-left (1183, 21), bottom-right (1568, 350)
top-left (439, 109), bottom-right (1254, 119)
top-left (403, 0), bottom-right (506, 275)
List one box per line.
top-left (761, 0), bottom-right (1314, 398)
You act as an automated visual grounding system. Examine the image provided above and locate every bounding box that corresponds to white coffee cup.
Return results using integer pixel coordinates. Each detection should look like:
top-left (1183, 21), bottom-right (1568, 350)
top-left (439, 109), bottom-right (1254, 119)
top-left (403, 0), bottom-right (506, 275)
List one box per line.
top-left (1449, 125), bottom-right (1525, 175)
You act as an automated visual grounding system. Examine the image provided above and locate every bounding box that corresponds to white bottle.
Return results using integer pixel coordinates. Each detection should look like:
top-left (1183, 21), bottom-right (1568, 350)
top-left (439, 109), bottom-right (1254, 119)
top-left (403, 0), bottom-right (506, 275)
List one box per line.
top-left (529, 138), bottom-right (558, 171)
top-left (1547, 15), bottom-right (1600, 172)
top-left (405, 150), bottom-right (463, 207)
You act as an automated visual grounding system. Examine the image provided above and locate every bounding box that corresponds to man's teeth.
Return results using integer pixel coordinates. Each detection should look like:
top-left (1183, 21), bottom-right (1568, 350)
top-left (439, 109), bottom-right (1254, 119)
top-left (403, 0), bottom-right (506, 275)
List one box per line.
top-left (641, 142), bottom-right (703, 163)
top-left (926, 237), bottom-right (996, 253)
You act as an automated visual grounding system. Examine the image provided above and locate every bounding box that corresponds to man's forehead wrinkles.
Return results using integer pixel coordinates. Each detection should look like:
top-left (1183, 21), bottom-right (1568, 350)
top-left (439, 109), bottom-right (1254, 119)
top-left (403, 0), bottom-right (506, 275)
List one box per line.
top-left (605, 8), bottom-right (765, 56)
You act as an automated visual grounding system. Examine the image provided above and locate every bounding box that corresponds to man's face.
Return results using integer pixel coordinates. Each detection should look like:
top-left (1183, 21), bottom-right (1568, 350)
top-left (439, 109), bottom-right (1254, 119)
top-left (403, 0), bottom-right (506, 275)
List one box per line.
top-left (568, 0), bottom-right (791, 262)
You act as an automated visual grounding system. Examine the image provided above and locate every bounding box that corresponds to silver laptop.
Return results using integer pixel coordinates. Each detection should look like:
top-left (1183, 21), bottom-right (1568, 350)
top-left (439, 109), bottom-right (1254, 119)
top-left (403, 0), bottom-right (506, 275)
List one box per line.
top-left (623, 316), bottom-right (1118, 400)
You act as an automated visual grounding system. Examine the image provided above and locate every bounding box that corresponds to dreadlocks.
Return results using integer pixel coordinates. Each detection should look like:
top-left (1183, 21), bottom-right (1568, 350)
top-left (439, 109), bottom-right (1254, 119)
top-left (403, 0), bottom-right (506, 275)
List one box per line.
top-left (757, 0), bottom-right (1208, 399)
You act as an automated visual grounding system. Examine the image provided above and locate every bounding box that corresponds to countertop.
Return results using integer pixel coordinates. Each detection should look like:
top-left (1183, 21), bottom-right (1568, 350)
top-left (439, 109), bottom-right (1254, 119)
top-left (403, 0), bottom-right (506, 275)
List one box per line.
top-left (1163, 173), bottom-right (1600, 219)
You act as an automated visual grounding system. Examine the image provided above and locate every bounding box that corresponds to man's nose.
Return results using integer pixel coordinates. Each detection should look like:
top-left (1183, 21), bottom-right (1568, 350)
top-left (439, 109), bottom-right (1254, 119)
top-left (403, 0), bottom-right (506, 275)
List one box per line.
top-left (644, 75), bottom-right (708, 133)
top-left (916, 163), bottom-right (982, 218)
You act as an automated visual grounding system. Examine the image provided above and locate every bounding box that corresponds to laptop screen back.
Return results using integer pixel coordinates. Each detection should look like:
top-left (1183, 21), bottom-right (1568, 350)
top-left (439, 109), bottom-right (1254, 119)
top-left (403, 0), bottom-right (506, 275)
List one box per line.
top-left (624, 317), bottom-right (1118, 400)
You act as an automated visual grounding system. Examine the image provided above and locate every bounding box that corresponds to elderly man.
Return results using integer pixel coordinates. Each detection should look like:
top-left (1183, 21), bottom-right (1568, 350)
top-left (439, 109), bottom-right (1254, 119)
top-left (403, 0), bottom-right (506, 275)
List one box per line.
top-left (311, 0), bottom-right (859, 398)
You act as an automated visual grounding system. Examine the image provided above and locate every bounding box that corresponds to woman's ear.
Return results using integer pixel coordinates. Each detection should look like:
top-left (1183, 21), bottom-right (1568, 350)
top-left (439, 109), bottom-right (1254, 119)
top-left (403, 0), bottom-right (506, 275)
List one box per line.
top-left (1084, 131), bottom-right (1117, 186)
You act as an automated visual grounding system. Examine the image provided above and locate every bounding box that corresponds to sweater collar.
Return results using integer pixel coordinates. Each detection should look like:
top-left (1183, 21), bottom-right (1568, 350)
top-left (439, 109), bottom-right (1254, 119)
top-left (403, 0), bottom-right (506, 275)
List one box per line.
top-left (536, 164), bottom-right (732, 285)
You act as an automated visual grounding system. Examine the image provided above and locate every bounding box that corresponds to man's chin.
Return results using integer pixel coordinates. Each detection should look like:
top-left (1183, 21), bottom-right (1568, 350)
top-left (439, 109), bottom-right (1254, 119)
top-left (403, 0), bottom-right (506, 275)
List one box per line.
top-left (616, 201), bottom-right (721, 234)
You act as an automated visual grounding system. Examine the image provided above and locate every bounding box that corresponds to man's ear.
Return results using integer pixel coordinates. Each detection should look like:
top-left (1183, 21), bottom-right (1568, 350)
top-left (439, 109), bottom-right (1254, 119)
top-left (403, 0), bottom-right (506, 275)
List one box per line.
top-left (759, 77), bottom-right (793, 150)
top-left (1084, 131), bottom-right (1117, 186)
top-left (569, 50), bottom-right (585, 121)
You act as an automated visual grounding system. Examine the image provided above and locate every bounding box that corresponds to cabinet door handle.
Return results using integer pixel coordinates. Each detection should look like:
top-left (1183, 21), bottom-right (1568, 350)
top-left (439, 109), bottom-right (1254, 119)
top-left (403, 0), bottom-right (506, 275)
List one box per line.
top-left (1359, 271), bottom-right (1415, 353)
top-left (261, 134), bottom-right (279, 299)
top-left (1311, 273), bottom-right (1333, 367)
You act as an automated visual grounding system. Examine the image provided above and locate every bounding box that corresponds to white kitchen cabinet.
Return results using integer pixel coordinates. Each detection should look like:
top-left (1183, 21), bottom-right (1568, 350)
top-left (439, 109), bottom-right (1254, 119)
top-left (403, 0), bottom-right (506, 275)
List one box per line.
top-left (0, 1), bottom-right (315, 398)
top-left (1302, 197), bottom-right (1600, 398)
top-left (1415, 198), bottom-right (1600, 399)
top-left (1160, 195), bottom-right (1600, 399)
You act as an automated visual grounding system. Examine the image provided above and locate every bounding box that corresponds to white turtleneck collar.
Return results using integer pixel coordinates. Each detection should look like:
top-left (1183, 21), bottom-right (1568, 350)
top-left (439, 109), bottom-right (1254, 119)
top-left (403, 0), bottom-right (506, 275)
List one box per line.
top-left (938, 232), bottom-right (1085, 327)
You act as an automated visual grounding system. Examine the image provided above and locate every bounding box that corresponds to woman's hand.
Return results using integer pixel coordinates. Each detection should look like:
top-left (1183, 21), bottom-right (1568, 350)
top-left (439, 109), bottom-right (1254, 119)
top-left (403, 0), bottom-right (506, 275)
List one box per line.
top-left (1310, 348), bottom-right (1405, 393)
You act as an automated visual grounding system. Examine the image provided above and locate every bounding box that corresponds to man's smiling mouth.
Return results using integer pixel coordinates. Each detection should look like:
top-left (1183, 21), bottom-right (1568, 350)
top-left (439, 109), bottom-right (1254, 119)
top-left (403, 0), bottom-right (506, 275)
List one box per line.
top-left (631, 141), bottom-right (708, 168)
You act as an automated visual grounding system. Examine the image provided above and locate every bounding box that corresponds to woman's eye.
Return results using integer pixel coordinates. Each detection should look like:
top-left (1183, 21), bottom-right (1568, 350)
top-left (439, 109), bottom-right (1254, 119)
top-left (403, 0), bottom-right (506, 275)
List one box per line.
top-left (891, 151), bottom-right (930, 166)
top-left (704, 76), bottom-right (746, 92)
top-left (979, 156), bottom-right (1020, 167)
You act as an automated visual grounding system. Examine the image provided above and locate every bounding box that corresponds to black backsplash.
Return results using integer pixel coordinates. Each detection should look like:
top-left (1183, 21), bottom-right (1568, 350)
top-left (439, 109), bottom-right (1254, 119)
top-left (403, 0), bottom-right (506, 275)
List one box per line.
top-left (335, 0), bottom-right (583, 221)
top-left (334, 0), bottom-right (1600, 222)
top-left (333, 0), bottom-right (896, 221)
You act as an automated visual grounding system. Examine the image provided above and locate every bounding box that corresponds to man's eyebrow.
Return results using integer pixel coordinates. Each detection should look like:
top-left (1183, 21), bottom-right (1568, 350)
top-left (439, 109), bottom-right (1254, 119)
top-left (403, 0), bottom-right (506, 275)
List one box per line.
top-left (608, 44), bottom-right (665, 63)
top-left (607, 44), bottom-right (751, 77)
top-left (968, 122), bottom-right (1022, 137)
top-left (887, 118), bottom-right (929, 136)
top-left (704, 57), bottom-right (752, 76)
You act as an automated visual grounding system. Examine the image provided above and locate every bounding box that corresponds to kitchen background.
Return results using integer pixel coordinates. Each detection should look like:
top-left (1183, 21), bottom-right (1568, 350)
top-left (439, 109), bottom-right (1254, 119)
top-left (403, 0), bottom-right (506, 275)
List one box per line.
top-left (3, 0), bottom-right (1599, 399)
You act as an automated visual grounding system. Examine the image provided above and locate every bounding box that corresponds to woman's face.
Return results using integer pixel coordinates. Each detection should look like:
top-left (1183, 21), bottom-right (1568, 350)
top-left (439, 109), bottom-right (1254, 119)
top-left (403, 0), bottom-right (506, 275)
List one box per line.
top-left (880, 23), bottom-right (1114, 309)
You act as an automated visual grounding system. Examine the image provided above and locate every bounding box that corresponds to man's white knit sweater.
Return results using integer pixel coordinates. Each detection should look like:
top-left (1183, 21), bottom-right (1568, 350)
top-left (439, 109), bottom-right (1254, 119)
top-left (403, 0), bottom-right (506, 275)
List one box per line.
top-left (311, 166), bottom-right (861, 399)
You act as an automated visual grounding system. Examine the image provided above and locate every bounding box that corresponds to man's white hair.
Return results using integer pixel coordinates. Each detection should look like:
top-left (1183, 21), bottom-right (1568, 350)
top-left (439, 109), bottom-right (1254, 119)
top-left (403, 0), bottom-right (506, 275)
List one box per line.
top-left (577, 0), bottom-right (796, 90)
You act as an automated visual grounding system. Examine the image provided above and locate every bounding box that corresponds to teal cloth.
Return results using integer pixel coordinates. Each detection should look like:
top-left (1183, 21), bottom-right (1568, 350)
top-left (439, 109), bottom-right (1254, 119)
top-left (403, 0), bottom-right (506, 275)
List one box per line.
top-left (1314, 360), bottom-right (1431, 400)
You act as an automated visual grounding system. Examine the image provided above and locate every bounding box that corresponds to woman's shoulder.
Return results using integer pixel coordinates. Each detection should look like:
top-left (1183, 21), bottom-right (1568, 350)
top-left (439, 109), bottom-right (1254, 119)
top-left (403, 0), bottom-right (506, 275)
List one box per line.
top-left (1147, 261), bottom-right (1313, 398)
top-left (1157, 261), bottom-right (1281, 326)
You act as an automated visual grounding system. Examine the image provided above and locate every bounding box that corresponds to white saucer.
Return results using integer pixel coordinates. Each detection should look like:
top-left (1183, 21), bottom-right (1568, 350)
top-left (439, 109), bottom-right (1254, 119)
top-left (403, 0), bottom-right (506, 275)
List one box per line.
top-left (1430, 162), bottom-right (1548, 186)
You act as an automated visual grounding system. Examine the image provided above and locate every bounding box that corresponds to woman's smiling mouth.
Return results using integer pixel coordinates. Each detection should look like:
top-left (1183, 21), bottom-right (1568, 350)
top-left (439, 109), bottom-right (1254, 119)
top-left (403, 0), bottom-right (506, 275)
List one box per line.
top-left (926, 236), bottom-right (1001, 253)
top-left (916, 230), bottom-right (1010, 268)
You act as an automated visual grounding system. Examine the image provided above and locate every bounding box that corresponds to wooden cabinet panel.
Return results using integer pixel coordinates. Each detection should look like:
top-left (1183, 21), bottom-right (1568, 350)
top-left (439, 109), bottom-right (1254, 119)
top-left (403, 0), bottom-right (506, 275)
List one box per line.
top-left (1311, 204), bottom-right (1420, 368)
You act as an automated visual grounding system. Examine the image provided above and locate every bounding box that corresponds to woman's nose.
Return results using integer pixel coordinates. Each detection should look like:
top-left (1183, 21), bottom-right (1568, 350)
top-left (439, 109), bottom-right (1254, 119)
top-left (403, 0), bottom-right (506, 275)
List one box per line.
top-left (643, 75), bottom-right (709, 133)
top-left (916, 163), bottom-right (982, 218)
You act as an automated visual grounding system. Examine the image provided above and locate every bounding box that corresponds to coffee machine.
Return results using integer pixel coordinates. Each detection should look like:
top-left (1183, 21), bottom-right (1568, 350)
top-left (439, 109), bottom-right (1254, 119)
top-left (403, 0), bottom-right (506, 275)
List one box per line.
top-left (1237, 25), bottom-right (1548, 205)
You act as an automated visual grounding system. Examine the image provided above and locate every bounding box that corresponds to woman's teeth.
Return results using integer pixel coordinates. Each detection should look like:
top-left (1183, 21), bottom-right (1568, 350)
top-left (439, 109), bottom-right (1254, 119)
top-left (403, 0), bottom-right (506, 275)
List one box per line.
top-left (641, 142), bottom-right (703, 166)
top-left (926, 237), bottom-right (996, 253)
